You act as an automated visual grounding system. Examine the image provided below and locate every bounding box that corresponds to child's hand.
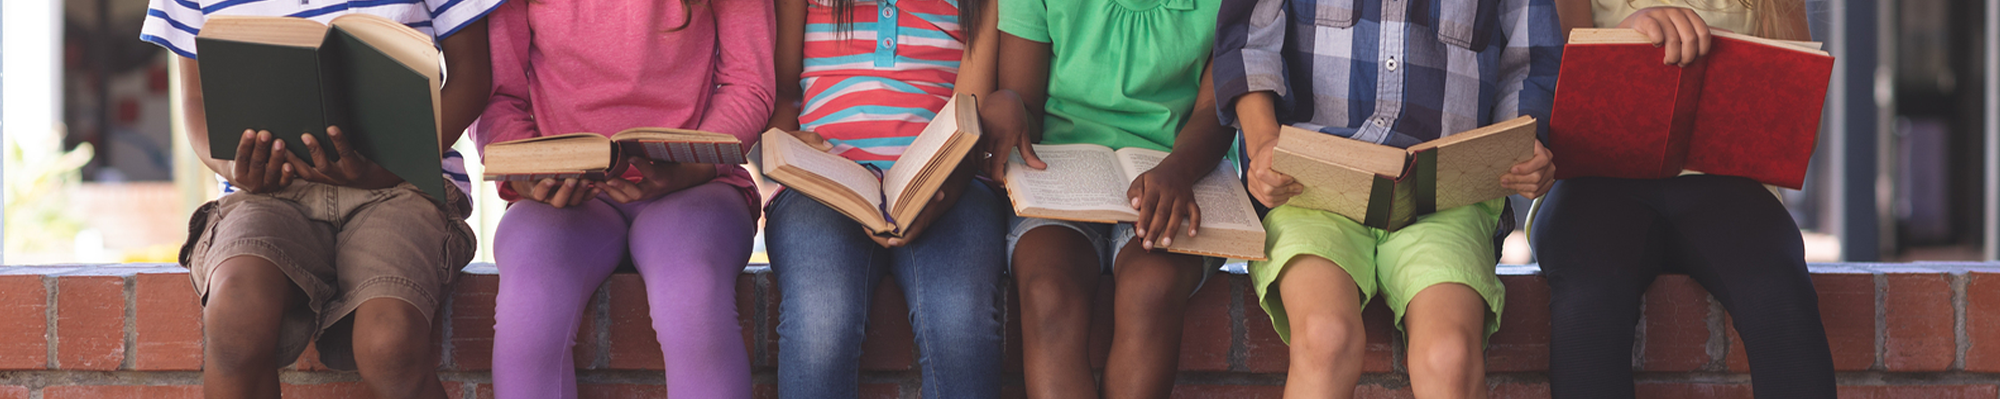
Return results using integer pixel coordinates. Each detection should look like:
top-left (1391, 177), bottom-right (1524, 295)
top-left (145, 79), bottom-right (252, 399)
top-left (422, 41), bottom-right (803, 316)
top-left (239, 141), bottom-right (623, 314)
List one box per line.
top-left (1619, 6), bottom-right (1715, 67)
top-left (1126, 164), bottom-right (1203, 251)
top-left (227, 130), bottom-right (296, 194)
top-left (510, 177), bottom-right (599, 208)
top-left (866, 190), bottom-right (949, 248)
top-left (599, 157), bottom-right (718, 203)
top-left (1245, 128), bottom-right (1303, 208)
top-left (1501, 141), bottom-right (1556, 199)
top-left (978, 90), bottom-right (1046, 182)
top-left (786, 130), bottom-right (835, 152)
top-left (287, 126), bottom-right (402, 190)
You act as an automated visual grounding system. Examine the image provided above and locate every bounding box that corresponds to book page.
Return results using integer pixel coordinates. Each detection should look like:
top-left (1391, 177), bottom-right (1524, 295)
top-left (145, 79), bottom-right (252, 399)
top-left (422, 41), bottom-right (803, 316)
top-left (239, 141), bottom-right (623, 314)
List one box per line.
top-left (198, 16), bottom-right (328, 47)
top-left (1113, 148), bottom-right (1263, 230)
top-left (882, 94), bottom-right (967, 209)
top-left (768, 129), bottom-right (884, 209)
top-left (1005, 144), bottom-right (1133, 215)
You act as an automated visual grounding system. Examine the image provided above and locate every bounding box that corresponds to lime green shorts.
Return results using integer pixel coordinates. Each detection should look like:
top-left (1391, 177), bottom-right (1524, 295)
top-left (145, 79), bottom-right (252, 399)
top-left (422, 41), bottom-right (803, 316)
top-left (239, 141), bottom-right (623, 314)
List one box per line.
top-left (1249, 199), bottom-right (1507, 344)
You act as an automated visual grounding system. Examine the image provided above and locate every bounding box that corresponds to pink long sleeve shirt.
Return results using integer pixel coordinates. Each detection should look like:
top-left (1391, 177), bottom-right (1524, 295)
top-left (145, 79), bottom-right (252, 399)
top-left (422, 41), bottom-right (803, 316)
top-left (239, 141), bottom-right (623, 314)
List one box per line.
top-left (476, 0), bottom-right (776, 211)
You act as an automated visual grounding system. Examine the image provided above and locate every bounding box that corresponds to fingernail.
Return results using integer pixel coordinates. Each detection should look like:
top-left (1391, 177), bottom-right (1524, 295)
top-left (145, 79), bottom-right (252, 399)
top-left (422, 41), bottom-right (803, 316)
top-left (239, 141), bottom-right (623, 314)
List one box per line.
top-left (1160, 237), bottom-right (1172, 247)
top-left (1131, 197), bottom-right (1142, 208)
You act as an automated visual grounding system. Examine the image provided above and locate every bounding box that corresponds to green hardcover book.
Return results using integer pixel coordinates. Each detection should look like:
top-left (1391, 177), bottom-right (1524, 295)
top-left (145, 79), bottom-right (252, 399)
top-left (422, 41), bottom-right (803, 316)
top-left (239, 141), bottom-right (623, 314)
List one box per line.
top-left (195, 14), bottom-right (448, 203)
top-left (1272, 116), bottom-right (1539, 231)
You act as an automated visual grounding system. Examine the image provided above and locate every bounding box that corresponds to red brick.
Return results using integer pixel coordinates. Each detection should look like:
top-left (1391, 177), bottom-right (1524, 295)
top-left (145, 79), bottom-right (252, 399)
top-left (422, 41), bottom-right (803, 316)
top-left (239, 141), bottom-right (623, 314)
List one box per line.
top-left (289, 343), bottom-right (330, 371)
top-left (1725, 315), bottom-right (1748, 372)
top-left (577, 384), bottom-right (667, 398)
top-left (282, 381), bottom-right (379, 398)
top-left (1883, 273), bottom-right (1953, 371)
top-left (57, 275), bottom-right (126, 370)
top-left (1965, 272), bottom-right (2000, 372)
top-left (860, 279), bottom-right (914, 371)
top-left (1178, 278), bottom-right (1232, 371)
top-left (755, 383), bottom-right (777, 399)
top-left (1360, 298), bottom-right (1398, 373)
top-left (1241, 276), bottom-right (1288, 373)
top-left (734, 273), bottom-right (757, 367)
top-left (1640, 275), bottom-right (1713, 372)
top-left (1487, 275), bottom-right (1550, 372)
top-left (1488, 381), bottom-right (1550, 399)
top-left (0, 275), bottom-right (49, 370)
top-left (1732, 273), bottom-right (1877, 373)
top-left (1837, 385), bottom-right (2000, 399)
top-left (606, 274), bottom-right (664, 370)
top-left (1635, 382), bottom-right (1751, 399)
top-left (1170, 384), bottom-right (1285, 399)
top-left (134, 273), bottom-right (202, 370)
top-left (0, 386), bottom-right (24, 399)
top-left (448, 274), bottom-right (498, 371)
top-left (43, 385), bottom-right (202, 399)
top-left (859, 383), bottom-right (900, 398)
top-left (1353, 384), bottom-right (1416, 399)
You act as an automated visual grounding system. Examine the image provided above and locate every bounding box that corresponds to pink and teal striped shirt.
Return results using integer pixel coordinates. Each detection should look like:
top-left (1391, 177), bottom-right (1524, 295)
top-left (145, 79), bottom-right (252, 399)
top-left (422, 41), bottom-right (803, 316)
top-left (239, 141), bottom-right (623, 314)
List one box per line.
top-left (799, 0), bottom-right (965, 170)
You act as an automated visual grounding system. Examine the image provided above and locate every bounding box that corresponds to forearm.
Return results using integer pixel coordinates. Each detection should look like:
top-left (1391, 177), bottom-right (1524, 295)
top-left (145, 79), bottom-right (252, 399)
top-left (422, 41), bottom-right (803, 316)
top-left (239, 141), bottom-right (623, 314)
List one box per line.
top-left (1158, 64), bottom-right (1235, 176)
top-left (769, 0), bottom-right (806, 132)
top-left (438, 19), bottom-right (493, 148)
top-left (1234, 91), bottom-right (1281, 151)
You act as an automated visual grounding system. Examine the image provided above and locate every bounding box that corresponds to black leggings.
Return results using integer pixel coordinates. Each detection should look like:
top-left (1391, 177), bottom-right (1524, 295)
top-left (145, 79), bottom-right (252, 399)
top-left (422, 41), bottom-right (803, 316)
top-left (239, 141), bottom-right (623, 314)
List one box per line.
top-left (1531, 175), bottom-right (1835, 399)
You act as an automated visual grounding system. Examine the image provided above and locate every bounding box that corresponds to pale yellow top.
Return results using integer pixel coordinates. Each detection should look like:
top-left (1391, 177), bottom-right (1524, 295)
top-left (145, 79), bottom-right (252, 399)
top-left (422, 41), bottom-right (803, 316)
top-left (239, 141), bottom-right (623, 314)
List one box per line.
top-left (1593, 0), bottom-right (1758, 32)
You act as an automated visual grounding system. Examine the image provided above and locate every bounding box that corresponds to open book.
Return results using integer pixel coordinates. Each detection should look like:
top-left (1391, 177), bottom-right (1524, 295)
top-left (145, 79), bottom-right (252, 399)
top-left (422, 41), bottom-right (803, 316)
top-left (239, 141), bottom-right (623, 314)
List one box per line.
top-left (1550, 28), bottom-right (1832, 189)
top-left (482, 128), bottom-right (746, 181)
top-left (196, 13), bottom-right (448, 201)
top-left (1273, 116), bottom-right (1537, 231)
top-left (1004, 145), bottom-right (1267, 261)
top-left (759, 94), bottom-right (982, 237)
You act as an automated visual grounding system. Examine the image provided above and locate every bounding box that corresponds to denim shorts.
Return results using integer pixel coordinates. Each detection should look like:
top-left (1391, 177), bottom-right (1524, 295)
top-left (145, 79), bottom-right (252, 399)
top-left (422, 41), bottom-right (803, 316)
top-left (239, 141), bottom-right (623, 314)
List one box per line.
top-left (1004, 216), bottom-right (1223, 292)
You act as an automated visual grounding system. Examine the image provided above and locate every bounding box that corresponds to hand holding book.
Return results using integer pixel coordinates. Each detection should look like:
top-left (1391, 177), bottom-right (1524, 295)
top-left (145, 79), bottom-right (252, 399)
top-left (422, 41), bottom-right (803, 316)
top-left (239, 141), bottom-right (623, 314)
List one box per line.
top-left (228, 130), bottom-right (297, 194)
top-left (287, 126), bottom-right (405, 190)
top-left (598, 158), bottom-right (719, 203)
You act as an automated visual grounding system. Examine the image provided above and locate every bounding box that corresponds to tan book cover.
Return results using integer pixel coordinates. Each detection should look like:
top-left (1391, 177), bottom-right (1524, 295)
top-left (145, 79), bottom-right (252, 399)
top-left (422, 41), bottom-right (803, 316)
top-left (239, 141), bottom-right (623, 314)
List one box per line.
top-left (1273, 115), bottom-right (1537, 231)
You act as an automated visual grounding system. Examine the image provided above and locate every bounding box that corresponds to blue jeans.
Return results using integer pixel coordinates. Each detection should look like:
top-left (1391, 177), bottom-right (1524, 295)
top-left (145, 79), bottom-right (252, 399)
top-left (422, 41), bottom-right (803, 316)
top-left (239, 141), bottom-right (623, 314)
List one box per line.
top-left (765, 182), bottom-right (1008, 399)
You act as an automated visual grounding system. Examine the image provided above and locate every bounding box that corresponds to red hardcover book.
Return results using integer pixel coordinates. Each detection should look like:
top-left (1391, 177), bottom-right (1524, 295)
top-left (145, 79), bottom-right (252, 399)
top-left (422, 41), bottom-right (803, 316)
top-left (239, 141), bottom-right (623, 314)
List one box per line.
top-left (1548, 29), bottom-right (1834, 189)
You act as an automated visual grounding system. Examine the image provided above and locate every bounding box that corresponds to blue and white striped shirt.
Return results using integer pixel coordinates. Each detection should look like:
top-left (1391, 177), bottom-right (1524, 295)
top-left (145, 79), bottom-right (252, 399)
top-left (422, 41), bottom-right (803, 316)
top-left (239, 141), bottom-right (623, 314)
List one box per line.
top-left (140, 0), bottom-right (503, 195)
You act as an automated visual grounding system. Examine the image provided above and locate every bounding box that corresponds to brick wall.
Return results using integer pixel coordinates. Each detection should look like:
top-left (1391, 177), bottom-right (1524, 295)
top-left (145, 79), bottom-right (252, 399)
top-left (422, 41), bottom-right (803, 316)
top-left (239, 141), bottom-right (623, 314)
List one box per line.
top-left (1, 263), bottom-right (1998, 398)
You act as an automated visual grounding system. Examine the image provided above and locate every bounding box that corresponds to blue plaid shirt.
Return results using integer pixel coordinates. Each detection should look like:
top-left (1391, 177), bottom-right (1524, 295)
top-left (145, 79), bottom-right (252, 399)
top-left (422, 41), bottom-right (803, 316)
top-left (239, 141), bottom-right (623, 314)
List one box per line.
top-left (1213, 0), bottom-right (1564, 148)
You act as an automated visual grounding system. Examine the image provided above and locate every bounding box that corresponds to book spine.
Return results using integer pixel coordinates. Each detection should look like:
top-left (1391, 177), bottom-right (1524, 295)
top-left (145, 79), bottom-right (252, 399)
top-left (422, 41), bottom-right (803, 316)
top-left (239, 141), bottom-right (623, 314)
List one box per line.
top-left (1664, 59), bottom-right (1708, 175)
top-left (1413, 149), bottom-right (1438, 216)
top-left (1363, 175), bottom-right (1397, 230)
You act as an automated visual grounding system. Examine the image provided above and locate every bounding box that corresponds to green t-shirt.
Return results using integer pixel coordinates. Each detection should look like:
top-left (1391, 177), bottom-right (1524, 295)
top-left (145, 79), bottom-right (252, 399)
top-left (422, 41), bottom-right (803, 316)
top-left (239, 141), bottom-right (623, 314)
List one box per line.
top-left (999, 0), bottom-right (1221, 152)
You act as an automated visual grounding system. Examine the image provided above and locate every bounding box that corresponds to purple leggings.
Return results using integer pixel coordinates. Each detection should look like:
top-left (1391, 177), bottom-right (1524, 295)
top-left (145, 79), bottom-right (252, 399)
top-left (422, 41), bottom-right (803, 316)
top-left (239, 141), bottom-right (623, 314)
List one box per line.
top-left (491, 182), bottom-right (755, 399)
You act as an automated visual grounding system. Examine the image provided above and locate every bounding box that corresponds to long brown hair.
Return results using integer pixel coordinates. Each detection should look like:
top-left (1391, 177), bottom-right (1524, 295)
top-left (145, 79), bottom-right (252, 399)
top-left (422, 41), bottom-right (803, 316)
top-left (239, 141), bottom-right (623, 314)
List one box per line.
top-left (822, 0), bottom-right (984, 42)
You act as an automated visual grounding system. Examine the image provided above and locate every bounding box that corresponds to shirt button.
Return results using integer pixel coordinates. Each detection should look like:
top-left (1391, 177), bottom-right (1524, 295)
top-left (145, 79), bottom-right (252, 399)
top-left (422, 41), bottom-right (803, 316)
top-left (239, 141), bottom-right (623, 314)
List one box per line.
top-left (1374, 118), bottom-right (1389, 127)
top-left (1385, 57), bottom-right (1399, 71)
top-left (882, 7), bottom-right (895, 17)
top-left (881, 38), bottom-right (895, 48)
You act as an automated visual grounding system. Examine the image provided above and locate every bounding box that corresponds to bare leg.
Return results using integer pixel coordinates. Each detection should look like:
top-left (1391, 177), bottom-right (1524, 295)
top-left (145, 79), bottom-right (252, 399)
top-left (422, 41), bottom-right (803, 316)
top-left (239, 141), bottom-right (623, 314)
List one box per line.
top-left (1403, 284), bottom-right (1488, 399)
top-left (202, 255), bottom-right (306, 399)
top-left (1012, 226), bottom-right (1103, 399)
top-left (1099, 240), bottom-right (1204, 399)
top-left (350, 298), bottom-right (449, 399)
top-left (1273, 255), bottom-right (1366, 399)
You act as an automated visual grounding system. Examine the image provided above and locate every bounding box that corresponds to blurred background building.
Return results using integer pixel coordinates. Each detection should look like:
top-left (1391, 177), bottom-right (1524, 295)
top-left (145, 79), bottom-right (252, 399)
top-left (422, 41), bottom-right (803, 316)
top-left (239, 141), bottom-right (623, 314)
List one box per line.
top-left (2, 0), bottom-right (1997, 265)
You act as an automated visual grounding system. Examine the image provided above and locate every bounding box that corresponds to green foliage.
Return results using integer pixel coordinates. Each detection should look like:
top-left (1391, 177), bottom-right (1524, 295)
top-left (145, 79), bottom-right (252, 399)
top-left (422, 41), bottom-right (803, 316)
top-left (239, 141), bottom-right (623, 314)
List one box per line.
top-left (4, 133), bottom-right (94, 258)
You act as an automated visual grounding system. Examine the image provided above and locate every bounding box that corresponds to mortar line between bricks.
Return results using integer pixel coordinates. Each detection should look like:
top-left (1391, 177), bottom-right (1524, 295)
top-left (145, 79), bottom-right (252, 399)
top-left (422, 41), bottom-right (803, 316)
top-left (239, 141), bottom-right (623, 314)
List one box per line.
top-left (441, 280), bottom-right (457, 371)
top-left (593, 282), bottom-right (611, 370)
top-left (122, 275), bottom-right (136, 371)
top-left (45, 275), bottom-right (58, 369)
top-left (1953, 272), bottom-right (1969, 371)
top-left (1705, 293), bottom-right (1726, 371)
top-left (1633, 296), bottom-right (1646, 370)
top-left (1875, 272), bottom-right (1888, 371)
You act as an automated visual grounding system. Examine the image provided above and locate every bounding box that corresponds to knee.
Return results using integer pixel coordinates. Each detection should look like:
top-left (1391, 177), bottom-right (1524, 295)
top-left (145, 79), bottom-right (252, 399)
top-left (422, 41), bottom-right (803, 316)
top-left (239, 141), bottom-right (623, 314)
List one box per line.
top-left (778, 310), bottom-right (865, 364)
top-left (1407, 330), bottom-right (1482, 379)
top-left (1288, 314), bottom-right (1365, 366)
top-left (351, 303), bottom-right (436, 376)
top-left (1015, 273), bottom-right (1086, 321)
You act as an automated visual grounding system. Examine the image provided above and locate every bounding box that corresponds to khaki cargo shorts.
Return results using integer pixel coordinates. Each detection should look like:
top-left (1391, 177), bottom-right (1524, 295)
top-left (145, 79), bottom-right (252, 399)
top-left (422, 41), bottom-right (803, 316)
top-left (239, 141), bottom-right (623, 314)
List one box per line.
top-left (178, 181), bottom-right (474, 371)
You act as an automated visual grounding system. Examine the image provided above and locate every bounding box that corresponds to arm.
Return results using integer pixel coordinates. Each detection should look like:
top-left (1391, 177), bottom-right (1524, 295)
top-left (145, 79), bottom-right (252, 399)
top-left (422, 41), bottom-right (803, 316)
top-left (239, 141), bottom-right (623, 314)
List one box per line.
top-left (1128, 62), bottom-right (1235, 249)
top-left (475, 1), bottom-right (594, 206)
top-left (438, 18), bottom-right (492, 147)
top-left (695, 0), bottom-right (778, 145)
top-left (1495, 0), bottom-right (1566, 198)
top-left (176, 57), bottom-right (298, 193)
top-left (1214, 0), bottom-right (1302, 207)
top-left (175, 58), bottom-right (233, 178)
top-left (978, 32), bottom-right (1052, 180)
top-left (767, 0), bottom-right (808, 132)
